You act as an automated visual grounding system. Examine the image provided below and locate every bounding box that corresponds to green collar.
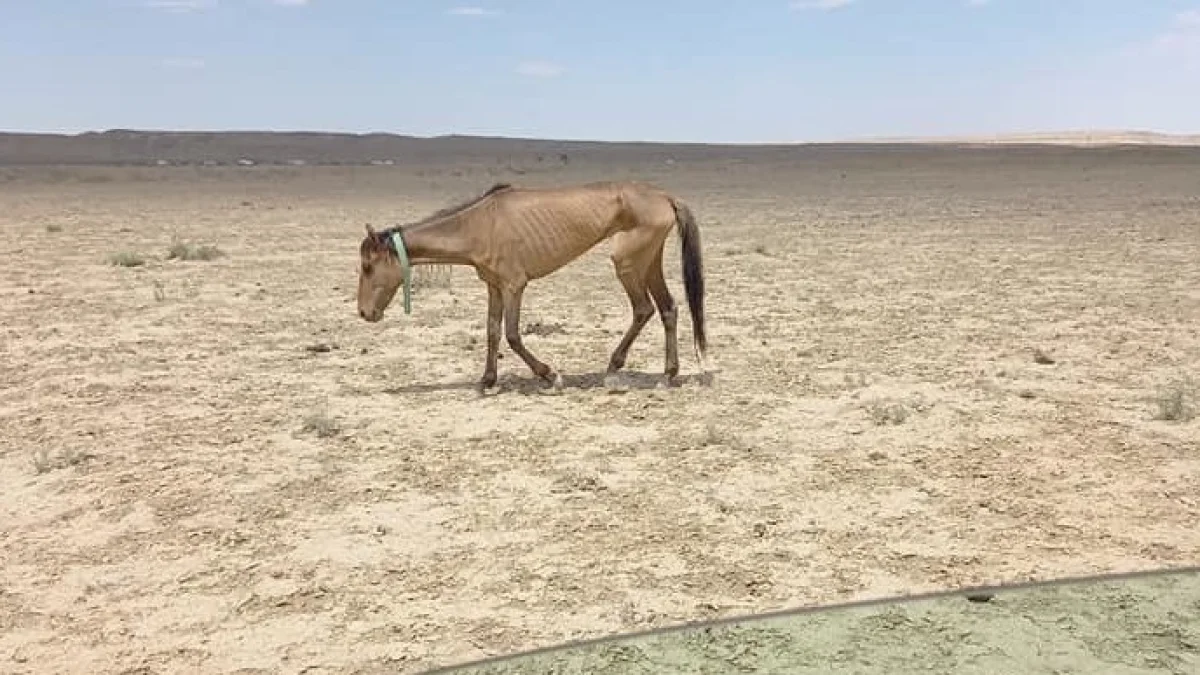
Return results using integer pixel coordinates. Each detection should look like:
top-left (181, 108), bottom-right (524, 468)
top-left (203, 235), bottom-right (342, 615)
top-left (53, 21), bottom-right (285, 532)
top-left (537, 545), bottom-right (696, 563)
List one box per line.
top-left (389, 230), bottom-right (412, 315)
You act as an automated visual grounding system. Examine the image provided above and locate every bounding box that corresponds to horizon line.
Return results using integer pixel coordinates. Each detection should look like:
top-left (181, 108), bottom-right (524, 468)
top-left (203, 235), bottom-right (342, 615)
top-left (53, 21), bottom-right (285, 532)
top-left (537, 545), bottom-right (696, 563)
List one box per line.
top-left (3, 127), bottom-right (1200, 148)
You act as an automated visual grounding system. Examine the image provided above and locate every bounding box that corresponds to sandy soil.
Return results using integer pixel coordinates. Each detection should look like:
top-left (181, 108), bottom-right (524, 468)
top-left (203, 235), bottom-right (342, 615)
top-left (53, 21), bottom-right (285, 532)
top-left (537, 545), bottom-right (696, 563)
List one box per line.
top-left (2, 148), bottom-right (1199, 674)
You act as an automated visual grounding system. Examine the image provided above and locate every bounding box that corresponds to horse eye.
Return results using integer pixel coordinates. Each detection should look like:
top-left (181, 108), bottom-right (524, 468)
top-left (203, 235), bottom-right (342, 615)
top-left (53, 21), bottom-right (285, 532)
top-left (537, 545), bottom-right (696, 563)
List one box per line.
top-left (362, 264), bottom-right (373, 275)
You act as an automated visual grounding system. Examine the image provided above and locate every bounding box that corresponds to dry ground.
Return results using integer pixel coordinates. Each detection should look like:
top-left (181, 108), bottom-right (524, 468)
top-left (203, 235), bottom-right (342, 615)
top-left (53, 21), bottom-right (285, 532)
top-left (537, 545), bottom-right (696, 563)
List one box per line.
top-left (2, 147), bottom-right (1199, 674)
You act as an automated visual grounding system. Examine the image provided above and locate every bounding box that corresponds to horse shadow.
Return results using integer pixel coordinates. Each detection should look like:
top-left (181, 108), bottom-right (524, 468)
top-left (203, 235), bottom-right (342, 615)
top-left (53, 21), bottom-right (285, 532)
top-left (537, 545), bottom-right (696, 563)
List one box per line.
top-left (383, 369), bottom-right (713, 396)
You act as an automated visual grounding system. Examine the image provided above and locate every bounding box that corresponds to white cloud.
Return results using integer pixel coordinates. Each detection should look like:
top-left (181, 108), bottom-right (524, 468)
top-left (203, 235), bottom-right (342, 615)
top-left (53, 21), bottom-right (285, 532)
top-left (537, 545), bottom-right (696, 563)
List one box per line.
top-left (789, 0), bottom-right (853, 10)
top-left (448, 7), bottom-right (500, 17)
top-left (1178, 9), bottom-right (1200, 26)
top-left (1158, 8), bottom-right (1200, 40)
top-left (516, 61), bottom-right (565, 78)
top-left (144, 0), bottom-right (216, 12)
top-left (271, 0), bottom-right (310, 6)
top-left (1138, 9), bottom-right (1200, 62)
top-left (161, 57), bottom-right (206, 69)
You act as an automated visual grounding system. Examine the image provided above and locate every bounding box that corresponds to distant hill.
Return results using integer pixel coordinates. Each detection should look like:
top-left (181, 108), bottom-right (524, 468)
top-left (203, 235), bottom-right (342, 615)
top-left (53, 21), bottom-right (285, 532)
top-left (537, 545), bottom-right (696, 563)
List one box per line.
top-left (0, 130), bottom-right (582, 167)
top-left (1, 129), bottom-right (842, 167)
top-left (1, 129), bottom-right (1197, 166)
top-left (0, 129), bottom-right (910, 167)
top-left (853, 130), bottom-right (1200, 147)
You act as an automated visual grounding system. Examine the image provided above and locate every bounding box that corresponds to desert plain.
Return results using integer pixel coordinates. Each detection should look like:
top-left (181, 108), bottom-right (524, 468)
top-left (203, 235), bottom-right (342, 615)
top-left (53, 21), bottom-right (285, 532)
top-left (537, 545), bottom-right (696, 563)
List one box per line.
top-left (1, 135), bottom-right (1198, 673)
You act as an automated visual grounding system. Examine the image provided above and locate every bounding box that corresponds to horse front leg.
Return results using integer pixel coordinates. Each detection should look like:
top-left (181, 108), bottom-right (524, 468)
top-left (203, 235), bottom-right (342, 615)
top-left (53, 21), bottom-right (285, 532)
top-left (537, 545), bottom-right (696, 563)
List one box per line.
top-left (479, 282), bottom-right (503, 391)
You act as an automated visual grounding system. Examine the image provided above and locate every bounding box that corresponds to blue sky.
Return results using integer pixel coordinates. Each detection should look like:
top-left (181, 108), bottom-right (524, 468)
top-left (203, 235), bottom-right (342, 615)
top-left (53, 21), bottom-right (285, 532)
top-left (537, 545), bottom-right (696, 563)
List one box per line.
top-left (1, 1), bottom-right (1199, 142)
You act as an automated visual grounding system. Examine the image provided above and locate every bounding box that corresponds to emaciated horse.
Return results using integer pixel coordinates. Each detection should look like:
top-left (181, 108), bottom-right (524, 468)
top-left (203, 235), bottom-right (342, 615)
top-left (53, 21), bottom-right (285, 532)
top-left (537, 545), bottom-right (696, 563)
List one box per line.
top-left (356, 181), bottom-right (707, 391)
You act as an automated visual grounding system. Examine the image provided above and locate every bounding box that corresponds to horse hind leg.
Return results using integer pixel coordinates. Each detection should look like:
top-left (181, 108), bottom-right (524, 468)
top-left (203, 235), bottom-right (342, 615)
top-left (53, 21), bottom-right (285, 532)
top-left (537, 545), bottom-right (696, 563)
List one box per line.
top-left (605, 233), bottom-right (657, 384)
top-left (645, 243), bottom-right (680, 384)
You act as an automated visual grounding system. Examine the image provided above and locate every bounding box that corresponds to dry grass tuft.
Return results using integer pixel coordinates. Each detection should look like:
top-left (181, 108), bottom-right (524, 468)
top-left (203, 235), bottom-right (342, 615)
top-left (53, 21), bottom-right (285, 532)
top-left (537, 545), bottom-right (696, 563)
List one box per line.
top-left (523, 320), bottom-right (566, 337)
top-left (109, 251), bottom-right (146, 267)
top-left (167, 240), bottom-right (224, 262)
top-left (32, 448), bottom-right (93, 475)
top-left (412, 264), bottom-right (453, 290)
top-left (866, 399), bottom-right (910, 426)
top-left (1154, 374), bottom-right (1197, 422)
top-left (302, 410), bottom-right (342, 438)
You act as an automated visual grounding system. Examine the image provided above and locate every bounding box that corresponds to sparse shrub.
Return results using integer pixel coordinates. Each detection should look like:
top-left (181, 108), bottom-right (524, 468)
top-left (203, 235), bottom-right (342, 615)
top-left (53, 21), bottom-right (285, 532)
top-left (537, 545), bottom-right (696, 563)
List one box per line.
top-left (46, 223), bottom-right (63, 233)
top-left (523, 320), bottom-right (566, 337)
top-left (61, 448), bottom-right (89, 467)
top-left (866, 399), bottom-right (909, 426)
top-left (32, 448), bottom-right (92, 474)
top-left (109, 251), bottom-right (146, 267)
top-left (700, 423), bottom-right (745, 450)
top-left (32, 449), bottom-right (52, 475)
top-left (1154, 375), bottom-right (1197, 422)
top-left (167, 240), bottom-right (224, 262)
top-left (302, 411), bottom-right (341, 438)
top-left (412, 264), bottom-right (452, 290)
top-left (701, 423), bottom-right (726, 446)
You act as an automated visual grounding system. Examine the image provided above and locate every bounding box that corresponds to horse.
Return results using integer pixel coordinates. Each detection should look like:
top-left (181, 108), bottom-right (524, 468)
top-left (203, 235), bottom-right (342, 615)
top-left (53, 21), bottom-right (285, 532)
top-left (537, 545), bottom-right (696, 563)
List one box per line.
top-left (356, 180), bottom-right (707, 391)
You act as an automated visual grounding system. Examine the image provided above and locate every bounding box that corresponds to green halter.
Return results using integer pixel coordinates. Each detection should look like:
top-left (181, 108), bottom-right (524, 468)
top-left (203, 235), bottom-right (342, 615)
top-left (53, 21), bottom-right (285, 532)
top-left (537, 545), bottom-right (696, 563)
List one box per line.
top-left (389, 230), bottom-right (413, 315)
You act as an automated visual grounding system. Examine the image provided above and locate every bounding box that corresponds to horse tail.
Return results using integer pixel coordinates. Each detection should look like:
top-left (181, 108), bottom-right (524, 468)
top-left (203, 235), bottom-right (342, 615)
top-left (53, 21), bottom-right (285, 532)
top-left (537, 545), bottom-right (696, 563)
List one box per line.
top-left (670, 197), bottom-right (707, 367)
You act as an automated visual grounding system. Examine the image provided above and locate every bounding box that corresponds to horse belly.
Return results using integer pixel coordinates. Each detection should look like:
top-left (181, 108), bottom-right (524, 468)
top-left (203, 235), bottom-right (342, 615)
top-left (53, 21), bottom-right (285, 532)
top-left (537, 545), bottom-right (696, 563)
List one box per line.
top-left (520, 222), bottom-right (609, 280)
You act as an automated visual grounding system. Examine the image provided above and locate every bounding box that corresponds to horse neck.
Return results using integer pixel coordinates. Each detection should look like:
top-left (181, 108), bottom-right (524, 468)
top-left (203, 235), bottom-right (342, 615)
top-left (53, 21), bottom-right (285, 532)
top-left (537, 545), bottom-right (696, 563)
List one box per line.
top-left (401, 212), bottom-right (480, 266)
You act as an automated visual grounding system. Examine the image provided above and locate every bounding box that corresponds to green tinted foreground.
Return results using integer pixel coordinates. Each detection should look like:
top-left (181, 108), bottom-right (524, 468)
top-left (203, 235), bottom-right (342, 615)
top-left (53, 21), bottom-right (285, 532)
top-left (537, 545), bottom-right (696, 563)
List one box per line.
top-left (434, 568), bottom-right (1200, 675)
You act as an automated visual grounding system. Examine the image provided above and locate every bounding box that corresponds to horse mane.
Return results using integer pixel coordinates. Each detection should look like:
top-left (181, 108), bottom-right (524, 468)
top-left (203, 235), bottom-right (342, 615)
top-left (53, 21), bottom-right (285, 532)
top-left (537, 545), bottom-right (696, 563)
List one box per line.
top-left (364, 182), bottom-right (514, 254)
top-left (411, 182), bottom-right (513, 227)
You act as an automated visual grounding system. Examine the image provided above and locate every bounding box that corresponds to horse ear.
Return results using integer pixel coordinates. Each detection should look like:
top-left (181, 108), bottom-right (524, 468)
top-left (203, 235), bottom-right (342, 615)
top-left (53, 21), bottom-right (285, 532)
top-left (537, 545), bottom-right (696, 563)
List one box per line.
top-left (365, 223), bottom-right (376, 237)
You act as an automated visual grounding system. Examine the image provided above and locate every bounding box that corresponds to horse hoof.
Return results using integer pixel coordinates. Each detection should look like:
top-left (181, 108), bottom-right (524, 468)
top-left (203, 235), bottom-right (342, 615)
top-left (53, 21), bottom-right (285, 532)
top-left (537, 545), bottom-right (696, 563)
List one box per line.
top-left (537, 373), bottom-right (564, 396)
top-left (604, 373), bottom-right (629, 394)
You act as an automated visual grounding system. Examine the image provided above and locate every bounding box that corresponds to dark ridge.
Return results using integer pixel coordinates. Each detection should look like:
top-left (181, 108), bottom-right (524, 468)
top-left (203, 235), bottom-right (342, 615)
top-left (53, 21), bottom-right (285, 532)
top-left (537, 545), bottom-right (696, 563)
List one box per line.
top-left (6, 129), bottom-right (1199, 167)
